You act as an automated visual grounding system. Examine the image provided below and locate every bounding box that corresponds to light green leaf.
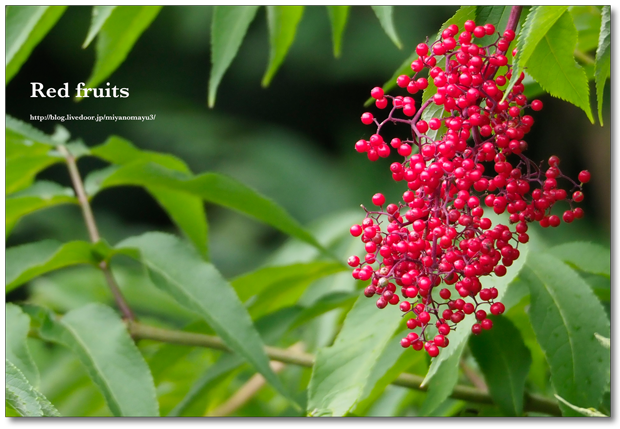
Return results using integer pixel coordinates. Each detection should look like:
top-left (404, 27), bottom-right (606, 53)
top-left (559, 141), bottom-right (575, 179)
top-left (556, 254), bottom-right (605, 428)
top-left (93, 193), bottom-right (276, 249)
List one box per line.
top-left (85, 6), bottom-right (162, 90)
top-left (371, 6), bottom-right (402, 49)
top-left (422, 246), bottom-right (528, 387)
top-left (326, 6), bottom-right (349, 57)
top-left (36, 304), bottom-right (159, 416)
top-left (594, 333), bottom-right (610, 350)
top-left (307, 295), bottom-right (403, 416)
top-left (116, 232), bottom-right (295, 406)
top-left (6, 304), bottom-right (40, 387)
top-left (547, 241), bottom-right (610, 277)
top-left (90, 136), bottom-right (208, 258)
top-left (555, 395), bottom-right (608, 417)
top-left (6, 240), bottom-right (100, 293)
top-left (262, 6), bottom-right (304, 87)
top-left (507, 6), bottom-right (568, 97)
top-left (6, 155), bottom-right (63, 195)
top-left (6, 6), bottom-right (67, 84)
top-left (470, 316), bottom-right (532, 416)
top-left (569, 6), bottom-right (602, 53)
top-left (6, 181), bottom-right (77, 236)
top-left (6, 114), bottom-right (58, 146)
top-left (82, 6), bottom-right (117, 48)
top-left (208, 6), bottom-right (260, 107)
top-left (97, 160), bottom-right (326, 254)
top-left (594, 6), bottom-right (610, 125)
top-left (525, 11), bottom-right (593, 123)
top-left (522, 252), bottom-right (610, 416)
top-left (6, 359), bottom-right (60, 417)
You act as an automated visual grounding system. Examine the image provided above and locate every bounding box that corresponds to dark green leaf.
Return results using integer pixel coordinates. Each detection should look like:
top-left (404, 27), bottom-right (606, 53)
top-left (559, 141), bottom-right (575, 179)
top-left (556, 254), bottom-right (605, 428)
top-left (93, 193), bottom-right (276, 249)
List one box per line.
top-left (6, 6), bottom-right (67, 84)
top-left (6, 181), bottom-right (77, 236)
top-left (98, 160), bottom-right (326, 254)
top-left (507, 6), bottom-right (569, 97)
top-left (525, 11), bottom-right (593, 123)
top-left (371, 6), bottom-right (402, 49)
top-left (36, 304), bottom-right (159, 416)
top-left (208, 6), bottom-right (260, 107)
top-left (470, 316), bottom-right (532, 416)
top-left (6, 304), bottom-right (40, 387)
top-left (522, 252), bottom-right (610, 415)
top-left (547, 241), bottom-right (610, 277)
top-left (594, 6), bottom-right (610, 125)
top-left (6, 240), bottom-right (100, 293)
top-left (82, 6), bottom-right (116, 48)
top-left (90, 136), bottom-right (208, 258)
top-left (116, 232), bottom-right (295, 406)
top-left (85, 6), bottom-right (162, 90)
top-left (262, 6), bottom-right (304, 87)
top-left (475, 6), bottom-right (512, 47)
top-left (6, 359), bottom-right (60, 417)
top-left (307, 295), bottom-right (403, 416)
top-left (326, 6), bottom-right (349, 57)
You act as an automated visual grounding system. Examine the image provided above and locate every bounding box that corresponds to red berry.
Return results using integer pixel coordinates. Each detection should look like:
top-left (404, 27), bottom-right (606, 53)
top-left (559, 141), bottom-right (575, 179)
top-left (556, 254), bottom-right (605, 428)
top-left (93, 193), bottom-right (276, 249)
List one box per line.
top-left (361, 112), bottom-right (374, 125)
top-left (416, 43), bottom-right (429, 56)
top-left (347, 255), bottom-right (360, 267)
top-left (372, 193), bottom-right (386, 206)
top-left (371, 87), bottom-right (384, 99)
top-left (531, 100), bottom-right (543, 111)
top-left (481, 319), bottom-right (493, 330)
top-left (578, 170), bottom-right (591, 183)
top-left (503, 29), bottom-right (515, 42)
top-left (350, 225), bottom-right (362, 237)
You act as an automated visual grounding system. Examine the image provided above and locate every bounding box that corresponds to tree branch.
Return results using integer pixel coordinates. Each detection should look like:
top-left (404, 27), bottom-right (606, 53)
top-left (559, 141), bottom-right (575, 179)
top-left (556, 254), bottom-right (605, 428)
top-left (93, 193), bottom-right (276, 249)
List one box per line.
top-left (127, 321), bottom-right (561, 416)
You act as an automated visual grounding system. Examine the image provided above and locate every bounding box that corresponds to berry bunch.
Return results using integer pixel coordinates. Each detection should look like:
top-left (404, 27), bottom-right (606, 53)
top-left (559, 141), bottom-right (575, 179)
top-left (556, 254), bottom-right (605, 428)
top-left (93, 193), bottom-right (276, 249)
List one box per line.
top-left (348, 19), bottom-right (589, 358)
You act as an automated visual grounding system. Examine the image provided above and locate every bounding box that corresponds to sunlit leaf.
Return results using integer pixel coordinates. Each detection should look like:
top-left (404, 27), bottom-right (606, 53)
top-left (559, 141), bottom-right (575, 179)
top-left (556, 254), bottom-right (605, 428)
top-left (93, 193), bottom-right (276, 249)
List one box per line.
top-left (82, 6), bottom-right (116, 48)
top-left (371, 6), bottom-right (402, 49)
top-left (6, 359), bottom-right (60, 417)
top-left (6, 304), bottom-right (40, 387)
top-left (262, 6), bottom-right (304, 87)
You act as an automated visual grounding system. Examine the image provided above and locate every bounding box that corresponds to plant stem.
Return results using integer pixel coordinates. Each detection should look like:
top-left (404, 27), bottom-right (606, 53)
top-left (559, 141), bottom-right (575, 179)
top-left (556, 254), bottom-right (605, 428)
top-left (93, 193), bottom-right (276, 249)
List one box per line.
top-left (59, 145), bottom-right (135, 321)
top-left (128, 321), bottom-right (561, 416)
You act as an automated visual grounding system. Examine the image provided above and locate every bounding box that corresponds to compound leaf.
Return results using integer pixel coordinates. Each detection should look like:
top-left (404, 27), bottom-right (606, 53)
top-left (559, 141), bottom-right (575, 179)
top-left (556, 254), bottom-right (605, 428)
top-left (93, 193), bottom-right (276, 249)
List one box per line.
top-left (547, 241), bottom-right (610, 277)
top-left (263, 6), bottom-right (304, 87)
top-left (6, 304), bottom-right (40, 387)
top-left (6, 359), bottom-right (60, 417)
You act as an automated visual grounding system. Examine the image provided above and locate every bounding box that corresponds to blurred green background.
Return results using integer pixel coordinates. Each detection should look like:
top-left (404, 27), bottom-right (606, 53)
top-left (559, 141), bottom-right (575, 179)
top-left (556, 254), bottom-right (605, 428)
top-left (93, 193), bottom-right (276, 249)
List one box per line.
top-left (7, 5), bottom-right (611, 279)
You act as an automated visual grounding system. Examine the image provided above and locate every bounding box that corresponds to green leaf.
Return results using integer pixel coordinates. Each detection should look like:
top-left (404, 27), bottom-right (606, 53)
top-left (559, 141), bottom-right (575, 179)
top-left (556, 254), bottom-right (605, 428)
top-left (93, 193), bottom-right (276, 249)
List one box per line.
top-left (208, 6), bottom-right (260, 107)
top-left (116, 232), bottom-right (295, 406)
top-left (6, 304), bottom-right (40, 387)
top-left (90, 136), bottom-right (208, 258)
top-left (6, 359), bottom-right (60, 417)
top-left (525, 11), bottom-right (593, 123)
top-left (6, 181), bottom-right (77, 236)
top-left (594, 333), bottom-right (610, 350)
top-left (470, 316), bottom-right (532, 416)
top-left (36, 304), bottom-right (159, 416)
top-left (569, 6), bottom-right (602, 53)
top-left (522, 252), bottom-right (610, 415)
top-left (231, 261), bottom-right (346, 318)
top-left (6, 114), bottom-right (58, 146)
top-left (97, 160), bottom-right (326, 254)
top-left (6, 155), bottom-right (63, 195)
top-left (507, 6), bottom-right (568, 97)
top-left (326, 6), bottom-right (349, 57)
top-left (85, 6), bottom-right (162, 90)
top-left (307, 295), bottom-right (403, 416)
top-left (594, 6), bottom-right (610, 125)
top-left (547, 241), bottom-right (610, 277)
top-left (555, 395), bottom-right (608, 417)
top-left (371, 6), bottom-right (402, 49)
top-left (6, 240), bottom-right (100, 293)
top-left (475, 6), bottom-right (513, 47)
top-left (262, 6), bottom-right (304, 87)
top-left (82, 6), bottom-right (116, 48)
top-left (421, 246), bottom-right (529, 388)
top-left (6, 6), bottom-right (67, 84)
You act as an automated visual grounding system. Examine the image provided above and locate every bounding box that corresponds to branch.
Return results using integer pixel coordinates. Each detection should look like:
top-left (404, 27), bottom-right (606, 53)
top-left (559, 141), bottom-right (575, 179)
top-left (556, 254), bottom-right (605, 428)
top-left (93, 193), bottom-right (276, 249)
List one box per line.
top-left (127, 321), bottom-right (561, 416)
top-left (58, 146), bottom-right (135, 321)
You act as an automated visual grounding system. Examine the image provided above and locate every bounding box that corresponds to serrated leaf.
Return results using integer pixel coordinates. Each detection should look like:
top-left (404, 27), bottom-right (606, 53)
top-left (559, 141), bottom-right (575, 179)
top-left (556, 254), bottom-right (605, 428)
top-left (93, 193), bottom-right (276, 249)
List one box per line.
top-left (594, 6), bottom-right (610, 125)
top-left (90, 136), bottom-right (208, 258)
top-left (6, 360), bottom-right (58, 416)
top-left (6, 114), bottom-right (58, 146)
top-left (307, 295), bottom-right (403, 416)
top-left (326, 6), bottom-right (349, 57)
top-left (208, 6), bottom-right (260, 107)
top-left (555, 395), bottom-right (608, 417)
top-left (569, 6), bottom-right (602, 53)
top-left (6, 6), bottom-right (67, 84)
top-left (547, 241), bottom-right (610, 277)
top-left (97, 160), bottom-right (326, 254)
top-left (85, 6), bottom-right (161, 90)
top-left (6, 155), bottom-right (64, 195)
top-left (470, 316), bottom-right (532, 416)
top-left (262, 6), bottom-right (304, 87)
top-left (82, 6), bottom-right (116, 48)
top-left (507, 6), bottom-right (569, 97)
top-left (522, 252), bottom-right (610, 416)
top-left (371, 6), bottom-right (402, 49)
top-left (525, 11), bottom-right (594, 123)
top-left (6, 240), bottom-right (100, 293)
top-left (115, 232), bottom-right (295, 407)
top-left (6, 304), bottom-right (40, 387)
top-left (6, 181), bottom-right (77, 236)
top-left (232, 261), bottom-right (346, 319)
top-left (421, 246), bottom-right (528, 387)
top-left (36, 304), bottom-right (159, 416)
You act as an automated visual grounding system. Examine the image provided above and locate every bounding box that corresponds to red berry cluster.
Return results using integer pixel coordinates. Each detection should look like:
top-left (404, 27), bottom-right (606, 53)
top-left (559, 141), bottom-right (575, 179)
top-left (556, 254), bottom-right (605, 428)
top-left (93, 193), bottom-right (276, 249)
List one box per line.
top-left (348, 20), bottom-right (589, 358)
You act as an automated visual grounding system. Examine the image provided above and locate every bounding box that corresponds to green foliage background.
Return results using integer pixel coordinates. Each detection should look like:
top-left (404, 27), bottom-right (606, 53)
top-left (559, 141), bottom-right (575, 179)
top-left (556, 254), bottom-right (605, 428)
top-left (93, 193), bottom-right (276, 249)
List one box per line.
top-left (6, 5), bottom-right (611, 418)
